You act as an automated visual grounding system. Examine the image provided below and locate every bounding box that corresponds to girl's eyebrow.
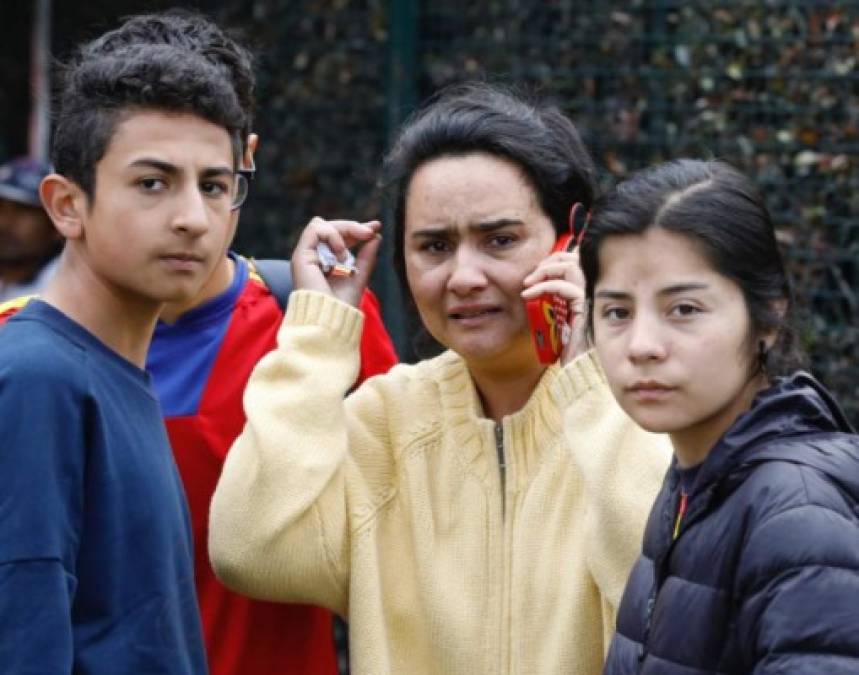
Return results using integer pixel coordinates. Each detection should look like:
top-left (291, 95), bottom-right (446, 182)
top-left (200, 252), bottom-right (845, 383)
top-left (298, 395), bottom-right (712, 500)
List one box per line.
top-left (595, 282), bottom-right (710, 301)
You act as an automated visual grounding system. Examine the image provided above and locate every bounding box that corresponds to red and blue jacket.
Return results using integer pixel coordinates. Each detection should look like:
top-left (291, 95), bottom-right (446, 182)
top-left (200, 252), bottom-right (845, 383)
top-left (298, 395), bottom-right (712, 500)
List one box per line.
top-left (0, 253), bottom-right (399, 675)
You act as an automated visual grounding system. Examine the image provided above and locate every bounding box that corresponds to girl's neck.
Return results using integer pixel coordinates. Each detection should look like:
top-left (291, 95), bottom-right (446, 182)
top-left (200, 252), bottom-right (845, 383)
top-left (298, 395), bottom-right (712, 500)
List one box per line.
top-left (670, 372), bottom-right (770, 468)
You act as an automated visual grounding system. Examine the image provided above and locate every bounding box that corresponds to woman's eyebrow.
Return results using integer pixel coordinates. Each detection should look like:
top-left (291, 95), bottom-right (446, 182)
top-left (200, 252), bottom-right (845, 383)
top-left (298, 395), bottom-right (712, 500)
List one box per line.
top-left (470, 218), bottom-right (525, 232)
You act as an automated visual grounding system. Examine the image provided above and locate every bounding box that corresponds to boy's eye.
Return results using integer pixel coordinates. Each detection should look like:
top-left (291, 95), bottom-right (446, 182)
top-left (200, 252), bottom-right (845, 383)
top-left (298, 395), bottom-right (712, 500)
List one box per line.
top-left (201, 181), bottom-right (230, 197)
top-left (138, 177), bottom-right (167, 191)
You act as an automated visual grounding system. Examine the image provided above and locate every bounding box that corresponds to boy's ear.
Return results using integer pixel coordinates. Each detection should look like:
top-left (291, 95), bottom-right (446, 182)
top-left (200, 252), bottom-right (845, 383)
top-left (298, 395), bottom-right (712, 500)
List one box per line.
top-left (243, 132), bottom-right (259, 170)
top-left (39, 174), bottom-right (88, 240)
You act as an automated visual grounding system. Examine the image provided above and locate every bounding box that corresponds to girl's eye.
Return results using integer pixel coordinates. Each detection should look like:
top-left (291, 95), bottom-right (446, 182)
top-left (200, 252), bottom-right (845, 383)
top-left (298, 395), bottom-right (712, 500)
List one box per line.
top-left (670, 303), bottom-right (702, 318)
top-left (138, 177), bottom-right (167, 192)
top-left (602, 306), bottom-right (630, 322)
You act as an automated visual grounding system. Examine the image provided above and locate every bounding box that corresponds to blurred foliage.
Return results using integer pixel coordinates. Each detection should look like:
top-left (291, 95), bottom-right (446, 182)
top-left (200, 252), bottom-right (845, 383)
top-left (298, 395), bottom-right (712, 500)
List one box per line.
top-left (3, 0), bottom-right (856, 421)
top-left (225, 0), bottom-right (859, 421)
top-left (417, 0), bottom-right (859, 423)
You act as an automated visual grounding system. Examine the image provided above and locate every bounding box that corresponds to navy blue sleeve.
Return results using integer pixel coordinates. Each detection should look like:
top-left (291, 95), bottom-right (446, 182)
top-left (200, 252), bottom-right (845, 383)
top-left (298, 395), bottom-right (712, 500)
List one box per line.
top-left (0, 355), bottom-right (85, 671)
top-left (737, 499), bottom-right (859, 674)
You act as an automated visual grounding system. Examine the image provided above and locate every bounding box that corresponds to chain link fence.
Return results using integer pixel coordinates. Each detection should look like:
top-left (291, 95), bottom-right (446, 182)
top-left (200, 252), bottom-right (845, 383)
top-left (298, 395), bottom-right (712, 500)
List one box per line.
top-left (224, 0), bottom-right (859, 423)
top-left (5, 0), bottom-right (856, 422)
top-left (416, 0), bottom-right (859, 422)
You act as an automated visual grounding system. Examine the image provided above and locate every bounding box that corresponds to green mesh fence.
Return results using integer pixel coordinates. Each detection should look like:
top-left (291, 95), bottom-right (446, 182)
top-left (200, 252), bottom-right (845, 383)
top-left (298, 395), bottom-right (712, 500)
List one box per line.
top-left (5, 0), bottom-right (856, 422)
top-left (416, 0), bottom-right (859, 423)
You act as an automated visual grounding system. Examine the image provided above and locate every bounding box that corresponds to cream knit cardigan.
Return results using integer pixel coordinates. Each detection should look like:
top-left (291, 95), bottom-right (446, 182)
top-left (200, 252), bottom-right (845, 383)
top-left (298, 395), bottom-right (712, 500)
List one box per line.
top-left (210, 290), bottom-right (670, 674)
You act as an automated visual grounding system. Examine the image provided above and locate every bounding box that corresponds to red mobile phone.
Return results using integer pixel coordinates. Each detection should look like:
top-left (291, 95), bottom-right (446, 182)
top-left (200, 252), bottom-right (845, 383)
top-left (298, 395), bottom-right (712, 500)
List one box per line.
top-left (526, 204), bottom-right (588, 364)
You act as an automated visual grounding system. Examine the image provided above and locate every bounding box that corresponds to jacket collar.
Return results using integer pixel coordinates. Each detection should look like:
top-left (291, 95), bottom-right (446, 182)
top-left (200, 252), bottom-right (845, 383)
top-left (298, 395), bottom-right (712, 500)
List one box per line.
top-left (674, 371), bottom-right (856, 499)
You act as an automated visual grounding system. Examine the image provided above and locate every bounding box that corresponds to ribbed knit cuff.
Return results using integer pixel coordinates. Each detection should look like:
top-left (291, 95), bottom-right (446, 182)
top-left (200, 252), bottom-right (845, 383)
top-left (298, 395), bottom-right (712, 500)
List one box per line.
top-left (283, 289), bottom-right (364, 346)
top-left (553, 350), bottom-right (608, 403)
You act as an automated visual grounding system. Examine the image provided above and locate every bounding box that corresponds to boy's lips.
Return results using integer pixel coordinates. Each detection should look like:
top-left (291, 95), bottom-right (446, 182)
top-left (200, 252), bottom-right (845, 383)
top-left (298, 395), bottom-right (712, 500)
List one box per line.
top-left (159, 251), bottom-right (206, 271)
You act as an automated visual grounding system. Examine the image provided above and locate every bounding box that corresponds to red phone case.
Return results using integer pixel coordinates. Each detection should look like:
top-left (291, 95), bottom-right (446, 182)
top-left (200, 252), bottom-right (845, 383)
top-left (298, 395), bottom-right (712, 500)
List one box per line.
top-left (526, 232), bottom-right (574, 364)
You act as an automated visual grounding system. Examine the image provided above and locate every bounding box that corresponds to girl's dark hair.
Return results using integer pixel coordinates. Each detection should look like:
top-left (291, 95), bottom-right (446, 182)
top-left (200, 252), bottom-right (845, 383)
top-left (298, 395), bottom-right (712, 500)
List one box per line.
top-left (579, 158), bottom-right (806, 376)
top-left (381, 81), bottom-right (597, 297)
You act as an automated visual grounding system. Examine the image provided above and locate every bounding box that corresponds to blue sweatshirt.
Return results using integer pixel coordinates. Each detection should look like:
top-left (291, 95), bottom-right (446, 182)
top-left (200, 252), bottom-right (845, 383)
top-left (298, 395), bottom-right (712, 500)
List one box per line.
top-left (0, 300), bottom-right (206, 674)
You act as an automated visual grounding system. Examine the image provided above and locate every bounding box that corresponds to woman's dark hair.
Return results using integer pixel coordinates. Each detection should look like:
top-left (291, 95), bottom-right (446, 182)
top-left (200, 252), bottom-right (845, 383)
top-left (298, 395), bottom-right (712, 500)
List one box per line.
top-left (579, 158), bottom-right (806, 376)
top-left (381, 81), bottom-right (597, 298)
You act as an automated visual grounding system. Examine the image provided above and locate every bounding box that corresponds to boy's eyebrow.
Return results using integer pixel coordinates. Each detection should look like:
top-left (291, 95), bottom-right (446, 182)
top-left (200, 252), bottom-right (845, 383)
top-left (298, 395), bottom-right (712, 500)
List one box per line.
top-left (595, 282), bottom-right (710, 301)
top-left (128, 158), bottom-right (234, 177)
top-left (411, 218), bottom-right (525, 239)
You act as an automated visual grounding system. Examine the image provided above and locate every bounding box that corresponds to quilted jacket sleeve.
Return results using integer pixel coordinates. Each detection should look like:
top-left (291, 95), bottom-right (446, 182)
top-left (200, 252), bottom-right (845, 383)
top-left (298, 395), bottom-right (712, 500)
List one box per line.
top-left (736, 474), bottom-right (859, 674)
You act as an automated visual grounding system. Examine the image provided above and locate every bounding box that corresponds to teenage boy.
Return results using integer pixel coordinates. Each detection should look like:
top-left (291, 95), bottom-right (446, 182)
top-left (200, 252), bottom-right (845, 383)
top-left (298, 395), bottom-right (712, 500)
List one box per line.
top-left (0, 12), bottom-right (398, 675)
top-left (0, 16), bottom-right (251, 672)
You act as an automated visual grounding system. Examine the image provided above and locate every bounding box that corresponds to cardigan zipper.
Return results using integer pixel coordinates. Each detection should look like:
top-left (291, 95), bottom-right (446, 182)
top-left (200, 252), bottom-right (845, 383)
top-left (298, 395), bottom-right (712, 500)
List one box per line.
top-left (495, 422), bottom-right (506, 515)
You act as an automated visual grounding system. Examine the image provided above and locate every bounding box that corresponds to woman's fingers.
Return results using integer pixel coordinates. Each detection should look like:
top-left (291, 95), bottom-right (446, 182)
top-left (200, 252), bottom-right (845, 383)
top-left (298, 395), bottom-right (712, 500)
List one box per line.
top-left (522, 250), bottom-right (584, 287)
top-left (291, 217), bottom-right (382, 306)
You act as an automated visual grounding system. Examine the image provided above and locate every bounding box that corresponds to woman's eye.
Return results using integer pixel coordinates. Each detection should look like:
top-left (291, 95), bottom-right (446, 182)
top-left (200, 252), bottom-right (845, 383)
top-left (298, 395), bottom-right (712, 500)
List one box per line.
top-left (419, 240), bottom-right (451, 254)
top-left (488, 234), bottom-right (516, 248)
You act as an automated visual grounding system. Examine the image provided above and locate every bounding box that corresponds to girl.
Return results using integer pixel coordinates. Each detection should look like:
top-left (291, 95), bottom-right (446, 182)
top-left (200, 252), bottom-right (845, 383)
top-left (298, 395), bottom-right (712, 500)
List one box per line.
top-left (581, 158), bottom-right (859, 674)
top-left (209, 83), bottom-right (670, 674)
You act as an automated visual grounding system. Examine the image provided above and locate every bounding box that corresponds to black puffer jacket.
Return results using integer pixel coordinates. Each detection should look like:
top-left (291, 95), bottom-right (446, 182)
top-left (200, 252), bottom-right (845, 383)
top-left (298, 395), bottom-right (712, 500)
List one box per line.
top-left (603, 372), bottom-right (859, 675)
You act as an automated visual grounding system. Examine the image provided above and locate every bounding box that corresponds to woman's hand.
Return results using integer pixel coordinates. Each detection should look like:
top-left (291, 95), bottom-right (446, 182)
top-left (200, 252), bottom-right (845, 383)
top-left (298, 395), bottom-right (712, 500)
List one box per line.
top-left (291, 217), bottom-right (382, 308)
top-left (521, 248), bottom-right (588, 365)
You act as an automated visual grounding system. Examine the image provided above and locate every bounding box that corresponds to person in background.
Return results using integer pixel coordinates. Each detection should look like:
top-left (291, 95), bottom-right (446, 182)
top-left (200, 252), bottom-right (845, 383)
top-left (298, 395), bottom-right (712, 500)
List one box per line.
top-left (0, 9), bottom-right (253, 670)
top-left (209, 82), bottom-right (671, 674)
top-left (0, 156), bottom-right (61, 301)
top-left (0, 10), bottom-right (398, 675)
top-left (581, 158), bottom-right (859, 675)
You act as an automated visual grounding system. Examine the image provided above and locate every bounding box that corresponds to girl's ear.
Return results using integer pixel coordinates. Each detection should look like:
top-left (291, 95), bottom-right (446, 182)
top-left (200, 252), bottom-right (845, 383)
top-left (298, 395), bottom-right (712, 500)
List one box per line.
top-left (39, 174), bottom-right (88, 241)
top-left (763, 298), bottom-right (789, 350)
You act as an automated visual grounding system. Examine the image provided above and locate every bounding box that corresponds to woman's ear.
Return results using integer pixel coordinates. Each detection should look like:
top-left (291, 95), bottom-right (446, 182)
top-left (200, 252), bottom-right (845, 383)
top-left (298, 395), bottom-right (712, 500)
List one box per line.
top-left (39, 174), bottom-right (87, 241)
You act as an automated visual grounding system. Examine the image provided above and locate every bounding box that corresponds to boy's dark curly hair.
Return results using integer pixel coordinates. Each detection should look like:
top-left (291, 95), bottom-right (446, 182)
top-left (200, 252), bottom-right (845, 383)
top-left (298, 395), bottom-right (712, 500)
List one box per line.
top-left (53, 11), bottom-right (254, 199)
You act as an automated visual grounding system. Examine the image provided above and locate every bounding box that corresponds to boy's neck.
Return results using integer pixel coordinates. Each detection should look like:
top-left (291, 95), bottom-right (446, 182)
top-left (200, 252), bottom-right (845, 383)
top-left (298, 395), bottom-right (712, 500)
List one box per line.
top-left (159, 255), bottom-right (234, 325)
top-left (40, 254), bottom-right (161, 370)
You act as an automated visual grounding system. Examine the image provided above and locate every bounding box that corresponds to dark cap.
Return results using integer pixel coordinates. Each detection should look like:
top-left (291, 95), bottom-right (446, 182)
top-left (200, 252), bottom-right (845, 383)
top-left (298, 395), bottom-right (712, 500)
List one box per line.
top-left (0, 157), bottom-right (52, 208)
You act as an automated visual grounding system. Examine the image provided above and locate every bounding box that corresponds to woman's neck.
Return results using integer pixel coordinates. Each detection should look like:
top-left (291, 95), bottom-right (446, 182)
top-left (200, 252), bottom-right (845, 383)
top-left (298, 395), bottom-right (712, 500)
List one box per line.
top-left (468, 359), bottom-right (548, 423)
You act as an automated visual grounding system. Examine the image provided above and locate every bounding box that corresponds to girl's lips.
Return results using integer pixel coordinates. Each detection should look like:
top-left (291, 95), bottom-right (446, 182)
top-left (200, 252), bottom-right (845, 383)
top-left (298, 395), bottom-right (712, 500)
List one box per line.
top-left (627, 382), bottom-right (676, 402)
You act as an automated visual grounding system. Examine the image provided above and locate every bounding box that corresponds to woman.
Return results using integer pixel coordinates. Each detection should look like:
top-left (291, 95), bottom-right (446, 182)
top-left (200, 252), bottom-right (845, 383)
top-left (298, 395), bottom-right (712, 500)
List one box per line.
top-left (209, 83), bottom-right (670, 674)
top-left (580, 158), bottom-right (859, 674)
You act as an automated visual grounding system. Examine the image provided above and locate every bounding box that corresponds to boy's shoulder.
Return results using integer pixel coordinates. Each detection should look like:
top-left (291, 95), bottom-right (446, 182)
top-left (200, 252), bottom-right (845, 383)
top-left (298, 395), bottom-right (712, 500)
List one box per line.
top-left (0, 303), bottom-right (89, 390)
